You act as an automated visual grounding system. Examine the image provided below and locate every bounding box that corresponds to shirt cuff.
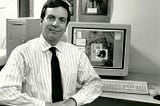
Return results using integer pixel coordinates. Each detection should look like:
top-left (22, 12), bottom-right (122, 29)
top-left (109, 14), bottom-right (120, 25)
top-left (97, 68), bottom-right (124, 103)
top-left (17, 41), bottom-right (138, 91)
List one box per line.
top-left (70, 95), bottom-right (84, 106)
top-left (70, 97), bottom-right (77, 106)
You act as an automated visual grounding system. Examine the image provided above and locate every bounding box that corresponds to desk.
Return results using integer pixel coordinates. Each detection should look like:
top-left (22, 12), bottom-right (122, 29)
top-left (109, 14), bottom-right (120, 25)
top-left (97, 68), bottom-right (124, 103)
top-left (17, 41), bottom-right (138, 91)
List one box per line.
top-left (102, 92), bottom-right (160, 104)
top-left (84, 91), bottom-right (160, 106)
top-left (84, 71), bottom-right (160, 105)
top-left (84, 96), bottom-right (160, 106)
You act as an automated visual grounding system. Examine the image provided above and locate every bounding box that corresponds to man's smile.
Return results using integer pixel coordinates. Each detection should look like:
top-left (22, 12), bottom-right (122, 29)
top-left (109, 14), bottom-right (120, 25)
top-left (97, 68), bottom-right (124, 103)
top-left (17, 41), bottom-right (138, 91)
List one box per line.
top-left (48, 28), bottom-right (60, 34)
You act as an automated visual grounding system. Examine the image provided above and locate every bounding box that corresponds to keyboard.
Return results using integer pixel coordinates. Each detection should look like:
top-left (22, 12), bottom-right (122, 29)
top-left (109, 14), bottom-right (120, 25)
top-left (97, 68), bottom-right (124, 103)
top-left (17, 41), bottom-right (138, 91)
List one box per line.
top-left (102, 79), bottom-right (149, 95)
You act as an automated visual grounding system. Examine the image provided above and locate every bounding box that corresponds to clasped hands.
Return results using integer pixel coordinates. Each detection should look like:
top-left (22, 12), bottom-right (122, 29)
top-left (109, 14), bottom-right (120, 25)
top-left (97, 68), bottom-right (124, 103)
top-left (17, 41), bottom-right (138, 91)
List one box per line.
top-left (45, 98), bottom-right (76, 106)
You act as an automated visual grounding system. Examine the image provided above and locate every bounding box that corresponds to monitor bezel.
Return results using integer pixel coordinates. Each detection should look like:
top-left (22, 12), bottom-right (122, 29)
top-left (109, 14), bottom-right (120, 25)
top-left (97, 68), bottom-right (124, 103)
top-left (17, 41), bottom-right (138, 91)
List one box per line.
top-left (67, 22), bottom-right (131, 76)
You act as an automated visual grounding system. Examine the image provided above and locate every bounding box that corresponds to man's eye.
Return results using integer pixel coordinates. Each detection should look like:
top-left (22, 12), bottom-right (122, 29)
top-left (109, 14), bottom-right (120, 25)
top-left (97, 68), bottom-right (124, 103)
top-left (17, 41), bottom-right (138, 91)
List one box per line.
top-left (47, 16), bottom-right (55, 20)
top-left (59, 18), bottom-right (66, 23)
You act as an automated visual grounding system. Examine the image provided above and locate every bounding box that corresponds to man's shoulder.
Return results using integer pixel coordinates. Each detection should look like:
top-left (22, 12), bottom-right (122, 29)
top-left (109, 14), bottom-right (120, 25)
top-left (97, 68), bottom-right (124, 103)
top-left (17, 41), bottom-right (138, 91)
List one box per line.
top-left (13, 37), bottom-right (39, 52)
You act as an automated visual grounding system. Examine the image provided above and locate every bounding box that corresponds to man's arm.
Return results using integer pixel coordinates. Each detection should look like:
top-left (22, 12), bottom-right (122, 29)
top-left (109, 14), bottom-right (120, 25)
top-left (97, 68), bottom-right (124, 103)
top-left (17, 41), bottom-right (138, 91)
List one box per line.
top-left (0, 49), bottom-right (45, 106)
top-left (70, 52), bottom-right (103, 106)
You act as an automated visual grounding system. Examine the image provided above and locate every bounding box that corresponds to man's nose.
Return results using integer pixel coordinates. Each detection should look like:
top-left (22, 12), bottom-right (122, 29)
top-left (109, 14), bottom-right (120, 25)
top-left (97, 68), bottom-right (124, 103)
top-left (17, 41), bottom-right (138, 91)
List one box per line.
top-left (52, 19), bottom-right (59, 26)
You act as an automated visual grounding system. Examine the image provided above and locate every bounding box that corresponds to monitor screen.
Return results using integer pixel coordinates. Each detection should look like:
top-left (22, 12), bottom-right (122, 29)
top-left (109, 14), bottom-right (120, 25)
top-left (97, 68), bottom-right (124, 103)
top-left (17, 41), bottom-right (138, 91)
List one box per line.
top-left (67, 22), bottom-right (131, 76)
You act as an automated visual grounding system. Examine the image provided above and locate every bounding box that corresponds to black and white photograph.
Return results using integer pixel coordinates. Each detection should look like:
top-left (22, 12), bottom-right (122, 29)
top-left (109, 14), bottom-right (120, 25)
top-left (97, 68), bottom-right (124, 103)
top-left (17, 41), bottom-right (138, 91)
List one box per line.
top-left (81, 0), bottom-right (108, 15)
top-left (0, 0), bottom-right (160, 106)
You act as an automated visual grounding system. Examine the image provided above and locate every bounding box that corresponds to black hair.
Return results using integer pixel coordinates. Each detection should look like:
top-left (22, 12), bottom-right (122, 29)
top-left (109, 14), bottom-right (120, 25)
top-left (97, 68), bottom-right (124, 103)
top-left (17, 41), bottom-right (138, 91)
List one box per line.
top-left (40, 0), bottom-right (70, 24)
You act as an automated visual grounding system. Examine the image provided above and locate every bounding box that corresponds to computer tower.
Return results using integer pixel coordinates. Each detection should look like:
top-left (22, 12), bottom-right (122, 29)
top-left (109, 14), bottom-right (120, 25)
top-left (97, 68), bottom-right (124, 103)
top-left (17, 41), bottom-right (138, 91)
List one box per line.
top-left (6, 18), bottom-right (41, 58)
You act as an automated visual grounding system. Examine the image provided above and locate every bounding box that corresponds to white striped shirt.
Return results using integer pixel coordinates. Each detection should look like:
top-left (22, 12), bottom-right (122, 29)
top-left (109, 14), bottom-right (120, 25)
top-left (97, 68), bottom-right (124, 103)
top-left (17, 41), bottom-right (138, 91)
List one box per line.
top-left (0, 35), bottom-right (102, 106)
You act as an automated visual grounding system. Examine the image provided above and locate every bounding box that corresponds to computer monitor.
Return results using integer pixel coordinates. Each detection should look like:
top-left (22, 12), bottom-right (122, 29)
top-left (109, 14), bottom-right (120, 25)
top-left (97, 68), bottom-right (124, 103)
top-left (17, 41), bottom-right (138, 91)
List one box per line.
top-left (67, 22), bottom-right (131, 76)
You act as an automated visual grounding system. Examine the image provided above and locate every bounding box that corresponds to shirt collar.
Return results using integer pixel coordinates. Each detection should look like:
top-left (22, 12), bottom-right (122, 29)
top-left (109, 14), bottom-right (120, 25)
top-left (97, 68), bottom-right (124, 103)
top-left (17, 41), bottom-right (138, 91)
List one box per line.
top-left (39, 34), bottom-right (63, 53)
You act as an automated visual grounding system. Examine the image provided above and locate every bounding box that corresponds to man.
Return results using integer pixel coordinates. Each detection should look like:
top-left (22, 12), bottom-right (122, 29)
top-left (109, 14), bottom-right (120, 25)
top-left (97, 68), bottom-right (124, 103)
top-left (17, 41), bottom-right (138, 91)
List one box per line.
top-left (0, 0), bottom-right (102, 106)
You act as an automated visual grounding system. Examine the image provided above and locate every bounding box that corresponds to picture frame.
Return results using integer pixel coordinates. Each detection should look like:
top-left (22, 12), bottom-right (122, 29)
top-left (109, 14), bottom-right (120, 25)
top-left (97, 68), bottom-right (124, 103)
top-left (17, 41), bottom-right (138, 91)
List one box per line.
top-left (78, 0), bottom-right (111, 22)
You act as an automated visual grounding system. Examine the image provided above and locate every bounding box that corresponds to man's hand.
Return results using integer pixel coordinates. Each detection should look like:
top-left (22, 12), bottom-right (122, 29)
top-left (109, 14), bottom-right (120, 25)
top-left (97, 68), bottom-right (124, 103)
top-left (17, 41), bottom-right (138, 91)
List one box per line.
top-left (149, 89), bottom-right (159, 97)
top-left (45, 98), bottom-right (76, 106)
top-left (148, 84), bottom-right (160, 97)
top-left (63, 98), bottom-right (77, 106)
top-left (45, 101), bottom-right (64, 106)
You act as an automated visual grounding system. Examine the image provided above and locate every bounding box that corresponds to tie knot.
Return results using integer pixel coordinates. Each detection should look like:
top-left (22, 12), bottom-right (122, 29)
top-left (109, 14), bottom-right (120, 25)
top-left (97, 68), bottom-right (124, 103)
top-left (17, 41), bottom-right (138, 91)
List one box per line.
top-left (49, 47), bottom-right (56, 54)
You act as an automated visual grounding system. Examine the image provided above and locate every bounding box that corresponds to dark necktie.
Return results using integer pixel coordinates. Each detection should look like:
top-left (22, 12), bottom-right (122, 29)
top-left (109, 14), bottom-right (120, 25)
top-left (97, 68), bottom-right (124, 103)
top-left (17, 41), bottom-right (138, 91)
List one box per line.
top-left (49, 47), bottom-right (63, 102)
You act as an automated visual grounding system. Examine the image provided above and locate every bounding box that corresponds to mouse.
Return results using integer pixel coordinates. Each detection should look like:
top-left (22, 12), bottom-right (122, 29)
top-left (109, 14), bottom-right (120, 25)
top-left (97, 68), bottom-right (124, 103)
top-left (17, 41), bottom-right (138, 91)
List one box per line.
top-left (153, 95), bottom-right (160, 100)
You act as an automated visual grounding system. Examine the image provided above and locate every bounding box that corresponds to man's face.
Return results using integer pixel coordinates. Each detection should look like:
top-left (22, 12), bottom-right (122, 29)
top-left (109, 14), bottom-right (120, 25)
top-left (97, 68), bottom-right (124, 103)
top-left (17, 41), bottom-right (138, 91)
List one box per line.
top-left (41, 7), bottom-right (68, 45)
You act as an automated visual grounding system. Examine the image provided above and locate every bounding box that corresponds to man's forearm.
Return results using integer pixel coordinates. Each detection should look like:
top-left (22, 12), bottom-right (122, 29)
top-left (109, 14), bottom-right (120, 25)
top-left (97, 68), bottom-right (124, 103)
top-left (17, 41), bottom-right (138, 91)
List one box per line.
top-left (0, 87), bottom-right (45, 106)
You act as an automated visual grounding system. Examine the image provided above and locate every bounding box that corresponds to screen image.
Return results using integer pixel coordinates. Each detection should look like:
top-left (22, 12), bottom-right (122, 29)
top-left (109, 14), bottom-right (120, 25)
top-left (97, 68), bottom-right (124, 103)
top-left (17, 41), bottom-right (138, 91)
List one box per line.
top-left (68, 22), bottom-right (131, 76)
top-left (72, 28), bottom-right (125, 69)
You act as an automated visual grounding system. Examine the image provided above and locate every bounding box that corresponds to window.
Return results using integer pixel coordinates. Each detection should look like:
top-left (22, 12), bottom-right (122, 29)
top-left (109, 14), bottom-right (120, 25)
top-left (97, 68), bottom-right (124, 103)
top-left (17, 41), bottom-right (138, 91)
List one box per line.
top-left (18, 0), bottom-right (33, 17)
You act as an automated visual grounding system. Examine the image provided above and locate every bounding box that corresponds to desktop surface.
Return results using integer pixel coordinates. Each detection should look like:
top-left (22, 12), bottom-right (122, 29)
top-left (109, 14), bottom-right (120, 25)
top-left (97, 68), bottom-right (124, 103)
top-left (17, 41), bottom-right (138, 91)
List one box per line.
top-left (97, 71), bottom-right (160, 106)
top-left (83, 96), bottom-right (160, 106)
top-left (101, 91), bottom-right (160, 104)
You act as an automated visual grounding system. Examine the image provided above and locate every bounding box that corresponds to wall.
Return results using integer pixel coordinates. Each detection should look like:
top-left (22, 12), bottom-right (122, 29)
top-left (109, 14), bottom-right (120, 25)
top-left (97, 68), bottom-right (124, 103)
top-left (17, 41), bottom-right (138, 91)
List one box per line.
top-left (0, 0), bottom-right (18, 48)
top-left (110, 0), bottom-right (160, 83)
top-left (0, 8), bottom-right (7, 48)
top-left (33, 0), bottom-right (46, 18)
